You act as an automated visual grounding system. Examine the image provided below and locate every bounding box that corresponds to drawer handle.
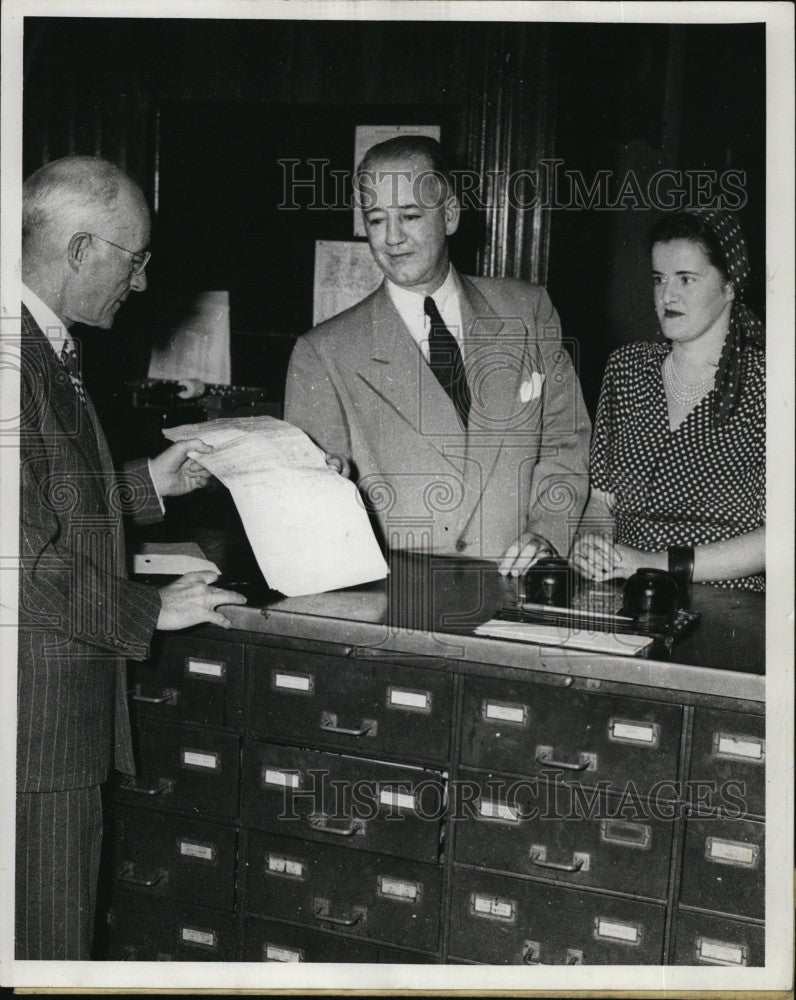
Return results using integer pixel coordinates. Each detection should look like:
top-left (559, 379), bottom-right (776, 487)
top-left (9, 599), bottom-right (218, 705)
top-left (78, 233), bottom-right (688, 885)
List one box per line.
top-left (117, 861), bottom-right (167, 887)
top-left (529, 846), bottom-right (589, 873)
top-left (313, 899), bottom-right (366, 927)
top-left (535, 746), bottom-right (594, 771)
top-left (522, 942), bottom-right (583, 965)
top-left (119, 777), bottom-right (172, 796)
top-left (129, 685), bottom-right (178, 705)
top-left (319, 713), bottom-right (375, 737)
top-left (307, 815), bottom-right (363, 837)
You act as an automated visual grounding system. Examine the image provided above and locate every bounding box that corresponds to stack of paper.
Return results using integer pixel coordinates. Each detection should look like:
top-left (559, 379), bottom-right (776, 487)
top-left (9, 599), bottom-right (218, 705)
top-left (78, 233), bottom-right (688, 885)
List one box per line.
top-left (474, 620), bottom-right (653, 657)
top-left (163, 416), bottom-right (388, 597)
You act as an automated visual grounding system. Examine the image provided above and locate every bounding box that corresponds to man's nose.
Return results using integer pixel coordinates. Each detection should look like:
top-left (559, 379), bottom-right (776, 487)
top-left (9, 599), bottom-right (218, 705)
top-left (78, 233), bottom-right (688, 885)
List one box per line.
top-left (385, 216), bottom-right (404, 245)
top-left (130, 269), bottom-right (147, 293)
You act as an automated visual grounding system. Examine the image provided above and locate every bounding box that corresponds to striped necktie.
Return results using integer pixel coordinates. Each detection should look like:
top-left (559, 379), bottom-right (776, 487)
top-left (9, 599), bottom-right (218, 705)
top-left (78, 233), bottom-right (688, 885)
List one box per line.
top-left (424, 295), bottom-right (470, 429)
top-left (59, 341), bottom-right (87, 408)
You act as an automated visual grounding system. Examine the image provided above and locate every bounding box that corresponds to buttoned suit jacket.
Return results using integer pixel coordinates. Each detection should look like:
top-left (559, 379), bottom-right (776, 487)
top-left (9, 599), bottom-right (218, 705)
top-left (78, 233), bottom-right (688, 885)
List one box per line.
top-left (285, 273), bottom-right (591, 559)
top-left (18, 306), bottom-right (163, 792)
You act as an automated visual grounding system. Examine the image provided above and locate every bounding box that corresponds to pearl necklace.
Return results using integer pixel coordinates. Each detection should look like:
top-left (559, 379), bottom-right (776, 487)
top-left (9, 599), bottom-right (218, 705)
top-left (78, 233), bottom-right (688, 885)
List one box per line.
top-left (663, 353), bottom-right (715, 405)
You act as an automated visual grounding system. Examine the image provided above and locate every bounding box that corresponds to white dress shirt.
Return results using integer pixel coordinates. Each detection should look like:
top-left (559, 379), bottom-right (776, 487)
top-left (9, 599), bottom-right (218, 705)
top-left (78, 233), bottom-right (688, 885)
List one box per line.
top-left (22, 284), bottom-right (75, 359)
top-left (386, 266), bottom-right (466, 362)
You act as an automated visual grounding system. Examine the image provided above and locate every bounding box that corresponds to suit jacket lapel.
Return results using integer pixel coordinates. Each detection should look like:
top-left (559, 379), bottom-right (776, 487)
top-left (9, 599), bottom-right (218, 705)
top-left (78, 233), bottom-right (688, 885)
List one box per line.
top-left (359, 282), bottom-right (467, 447)
top-left (22, 308), bottom-right (105, 488)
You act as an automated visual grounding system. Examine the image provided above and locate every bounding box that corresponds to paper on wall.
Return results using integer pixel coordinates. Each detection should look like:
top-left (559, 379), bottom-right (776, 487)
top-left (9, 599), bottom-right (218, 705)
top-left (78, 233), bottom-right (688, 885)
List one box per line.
top-left (148, 290), bottom-right (231, 384)
top-left (163, 415), bottom-right (388, 597)
top-left (313, 241), bottom-right (383, 325)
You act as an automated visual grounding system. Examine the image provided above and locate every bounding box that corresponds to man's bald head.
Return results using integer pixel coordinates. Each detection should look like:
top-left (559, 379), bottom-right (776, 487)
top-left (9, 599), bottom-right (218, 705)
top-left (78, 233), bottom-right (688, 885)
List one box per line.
top-left (23, 156), bottom-right (146, 259)
top-left (22, 157), bottom-right (150, 328)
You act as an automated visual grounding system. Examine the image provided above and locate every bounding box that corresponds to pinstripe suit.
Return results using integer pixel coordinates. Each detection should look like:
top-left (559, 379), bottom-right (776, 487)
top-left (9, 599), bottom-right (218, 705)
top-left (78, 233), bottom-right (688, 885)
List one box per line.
top-left (17, 305), bottom-right (163, 958)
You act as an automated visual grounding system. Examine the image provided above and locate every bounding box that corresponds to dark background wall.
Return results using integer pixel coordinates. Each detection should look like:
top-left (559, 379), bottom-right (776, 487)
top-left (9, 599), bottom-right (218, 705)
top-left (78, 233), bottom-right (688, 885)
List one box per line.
top-left (22, 17), bottom-right (765, 430)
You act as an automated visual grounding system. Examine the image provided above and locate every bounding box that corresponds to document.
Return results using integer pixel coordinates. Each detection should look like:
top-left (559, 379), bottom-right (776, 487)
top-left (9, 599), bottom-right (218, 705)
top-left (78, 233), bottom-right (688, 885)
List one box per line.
top-left (133, 541), bottom-right (220, 576)
top-left (163, 416), bottom-right (388, 597)
top-left (474, 620), bottom-right (653, 657)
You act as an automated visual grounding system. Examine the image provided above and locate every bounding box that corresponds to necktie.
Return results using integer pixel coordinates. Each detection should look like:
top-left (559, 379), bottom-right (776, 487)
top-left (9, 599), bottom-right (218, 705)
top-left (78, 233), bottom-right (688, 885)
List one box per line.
top-left (60, 342), bottom-right (87, 408)
top-left (424, 295), bottom-right (470, 429)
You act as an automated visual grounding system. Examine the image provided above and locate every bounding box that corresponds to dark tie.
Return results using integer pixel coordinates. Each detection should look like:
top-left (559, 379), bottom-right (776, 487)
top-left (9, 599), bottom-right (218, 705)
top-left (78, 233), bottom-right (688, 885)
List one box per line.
top-left (424, 295), bottom-right (470, 429)
top-left (60, 341), bottom-right (87, 408)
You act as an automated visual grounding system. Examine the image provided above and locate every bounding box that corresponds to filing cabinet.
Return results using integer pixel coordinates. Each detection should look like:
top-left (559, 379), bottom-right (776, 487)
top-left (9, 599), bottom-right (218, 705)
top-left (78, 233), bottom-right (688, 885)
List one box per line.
top-left (460, 676), bottom-right (684, 798)
top-left (447, 869), bottom-right (666, 965)
top-left (108, 619), bottom-right (765, 965)
top-left (454, 769), bottom-right (673, 900)
top-left (247, 646), bottom-right (453, 764)
top-left (244, 829), bottom-right (443, 953)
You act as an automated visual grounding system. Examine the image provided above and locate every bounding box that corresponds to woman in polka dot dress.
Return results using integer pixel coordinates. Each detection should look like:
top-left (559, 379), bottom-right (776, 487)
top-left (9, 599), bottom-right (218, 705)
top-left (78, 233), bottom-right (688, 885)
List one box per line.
top-left (572, 210), bottom-right (764, 591)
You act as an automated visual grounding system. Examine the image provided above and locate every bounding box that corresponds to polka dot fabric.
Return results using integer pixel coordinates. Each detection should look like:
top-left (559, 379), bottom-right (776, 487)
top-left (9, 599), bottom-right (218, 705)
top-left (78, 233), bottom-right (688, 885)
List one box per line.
top-left (591, 341), bottom-right (765, 591)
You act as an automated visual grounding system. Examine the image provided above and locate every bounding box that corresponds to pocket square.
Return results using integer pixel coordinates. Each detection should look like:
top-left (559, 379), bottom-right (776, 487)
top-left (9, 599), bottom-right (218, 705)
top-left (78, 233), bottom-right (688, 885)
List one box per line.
top-left (520, 372), bottom-right (545, 403)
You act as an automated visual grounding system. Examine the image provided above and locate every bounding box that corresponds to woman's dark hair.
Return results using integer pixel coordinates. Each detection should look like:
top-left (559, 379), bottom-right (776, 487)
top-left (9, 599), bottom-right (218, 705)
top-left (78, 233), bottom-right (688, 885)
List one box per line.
top-left (648, 212), bottom-right (729, 280)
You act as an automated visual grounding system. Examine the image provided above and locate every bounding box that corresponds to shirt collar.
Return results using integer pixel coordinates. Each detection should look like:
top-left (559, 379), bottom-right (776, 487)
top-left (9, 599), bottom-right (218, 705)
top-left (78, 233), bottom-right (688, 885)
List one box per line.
top-left (385, 264), bottom-right (457, 318)
top-left (22, 284), bottom-right (74, 357)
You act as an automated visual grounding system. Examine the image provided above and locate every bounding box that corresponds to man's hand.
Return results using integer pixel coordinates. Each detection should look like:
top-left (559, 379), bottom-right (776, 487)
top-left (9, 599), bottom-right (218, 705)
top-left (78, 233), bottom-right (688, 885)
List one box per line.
top-left (157, 571), bottom-right (247, 631)
top-left (325, 453), bottom-right (351, 478)
top-left (498, 532), bottom-right (558, 577)
top-left (150, 439), bottom-right (213, 497)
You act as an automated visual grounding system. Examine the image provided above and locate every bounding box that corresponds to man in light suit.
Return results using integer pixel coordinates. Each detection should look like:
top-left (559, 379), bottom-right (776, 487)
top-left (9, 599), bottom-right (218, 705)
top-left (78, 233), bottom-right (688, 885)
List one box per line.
top-left (285, 136), bottom-right (590, 573)
top-left (17, 156), bottom-right (246, 959)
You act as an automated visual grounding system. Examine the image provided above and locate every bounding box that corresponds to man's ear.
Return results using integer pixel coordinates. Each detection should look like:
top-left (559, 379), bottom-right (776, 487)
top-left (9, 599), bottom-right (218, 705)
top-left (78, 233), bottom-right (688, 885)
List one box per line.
top-left (444, 195), bottom-right (461, 237)
top-left (67, 232), bottom-right (91, 272)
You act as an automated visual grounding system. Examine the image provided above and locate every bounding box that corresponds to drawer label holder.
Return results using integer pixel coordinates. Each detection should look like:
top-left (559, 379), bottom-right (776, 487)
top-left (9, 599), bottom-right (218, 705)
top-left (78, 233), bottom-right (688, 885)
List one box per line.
top-left (608, 718), bottom-right (661, 748)
top-left (263, 768), bottom-right (301, 790)
top-left (185, 657), bottom-right (226, 682)
top-left (696, 936), bottom-right (749, 966)
top-left (272, 670), bottom-right (314, 695)
top-left (594, 917), bottom-right (641, 945)
top-left (377, 875), bottom-right (421, 903)
top-left (388, 687), bottom-right (431, 713)
top-left (178, 839), bottom-right (216, 863)
top-left (180, 925), bottom-right (217, 950)
top-left (267, 853), bottom-right (306, 880)
top-left (264, 942), bottom-right (304, 962)
top-left (705, 836), bottom-right (760, 869)
top-left (713, 732), bottom-right (765, 763)
top-left (483, 700), bottom-right (528, 725)
top-left (470, 893), bottom-right (516, 922)
top-left (181, 748), bottom-right (221, 772)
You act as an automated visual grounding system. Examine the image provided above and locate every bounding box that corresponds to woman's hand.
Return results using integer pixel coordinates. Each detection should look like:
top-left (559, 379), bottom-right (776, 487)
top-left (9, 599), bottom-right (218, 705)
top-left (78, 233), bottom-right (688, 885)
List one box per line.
top-left (571, 529), bottom-right (620, 581)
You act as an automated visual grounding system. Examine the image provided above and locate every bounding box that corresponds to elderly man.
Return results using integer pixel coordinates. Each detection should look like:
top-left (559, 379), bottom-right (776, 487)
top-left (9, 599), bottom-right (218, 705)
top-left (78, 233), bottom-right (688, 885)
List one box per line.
top-left (286, 136), bottom-right (590, 572)
top-left (17, 156), bottom-right (246, 959)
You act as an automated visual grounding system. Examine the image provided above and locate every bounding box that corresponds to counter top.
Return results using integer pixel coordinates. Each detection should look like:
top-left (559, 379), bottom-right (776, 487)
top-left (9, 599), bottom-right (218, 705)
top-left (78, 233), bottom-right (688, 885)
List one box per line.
top-left (213, 553), bottom-right (765, 705)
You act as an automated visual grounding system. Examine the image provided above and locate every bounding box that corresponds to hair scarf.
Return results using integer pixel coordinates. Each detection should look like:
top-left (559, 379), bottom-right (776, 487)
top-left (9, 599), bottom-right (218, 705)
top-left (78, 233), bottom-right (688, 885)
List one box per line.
top-left (684, 209), bottom-right (765, 427)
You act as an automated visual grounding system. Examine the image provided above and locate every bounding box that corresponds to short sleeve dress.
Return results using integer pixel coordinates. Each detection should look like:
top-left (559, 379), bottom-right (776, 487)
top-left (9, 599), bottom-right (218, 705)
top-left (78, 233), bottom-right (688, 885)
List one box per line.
top-left (590, 341), bottom-right (765, 591)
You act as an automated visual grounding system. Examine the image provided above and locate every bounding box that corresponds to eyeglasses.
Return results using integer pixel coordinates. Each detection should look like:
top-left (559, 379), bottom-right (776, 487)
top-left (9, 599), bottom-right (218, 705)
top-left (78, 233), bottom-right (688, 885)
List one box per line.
top-left (87, 233), bottom-right (151, 274)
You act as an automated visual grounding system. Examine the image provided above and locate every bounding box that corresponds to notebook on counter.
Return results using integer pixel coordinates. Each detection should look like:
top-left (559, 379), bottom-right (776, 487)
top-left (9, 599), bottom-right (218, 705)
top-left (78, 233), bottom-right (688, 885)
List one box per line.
top-left (474, 619), bottom-right (654, 657)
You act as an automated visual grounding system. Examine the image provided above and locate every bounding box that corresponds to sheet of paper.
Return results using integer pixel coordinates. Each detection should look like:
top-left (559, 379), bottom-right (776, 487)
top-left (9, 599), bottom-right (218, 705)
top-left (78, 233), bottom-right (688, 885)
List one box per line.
top-left (133, 541), bottom-right (220, 576)
top-left (474, 619), bottom-right (653, 657)
top-left (353, 124), bottom-right (441, 236)
top-left (148, 289), bottom-right (231, 384)
top-left (163, 416), bottom-right (388, 597)
top-left (313, 240), bottom-right (383, 325)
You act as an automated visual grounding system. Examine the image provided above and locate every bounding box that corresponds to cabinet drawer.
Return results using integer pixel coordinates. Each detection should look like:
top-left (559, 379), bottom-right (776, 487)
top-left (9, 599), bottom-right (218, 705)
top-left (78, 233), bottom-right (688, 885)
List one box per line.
top-left (241, 742), bottom-right (444, 863)
top-left (242, 915), bottom-right (434, 963)
top-left (461, 676), bottom-right (682, 797)
top-left (680, 816), bottom-right (764, 919)
top-left (448, 869), bottom-right (665, 965)
top-left (245, 829), bottom-right (441, 953)
top-left (130, 635), bottom-right (244, 728)
top-left (114, 807), bottom-right (236, 910)
top-left (672, 910), bottom-right (764, 966)
top-left (108, 890), bottom-right (235, 961)
top-left (689, 708), bottom-right (765, 817)
top-left (118, 722), bottom-right (239, 821)
top-left (454, 769), bottom-right (672, 899)
top-left (247, 646), bottom-right (453, 764)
